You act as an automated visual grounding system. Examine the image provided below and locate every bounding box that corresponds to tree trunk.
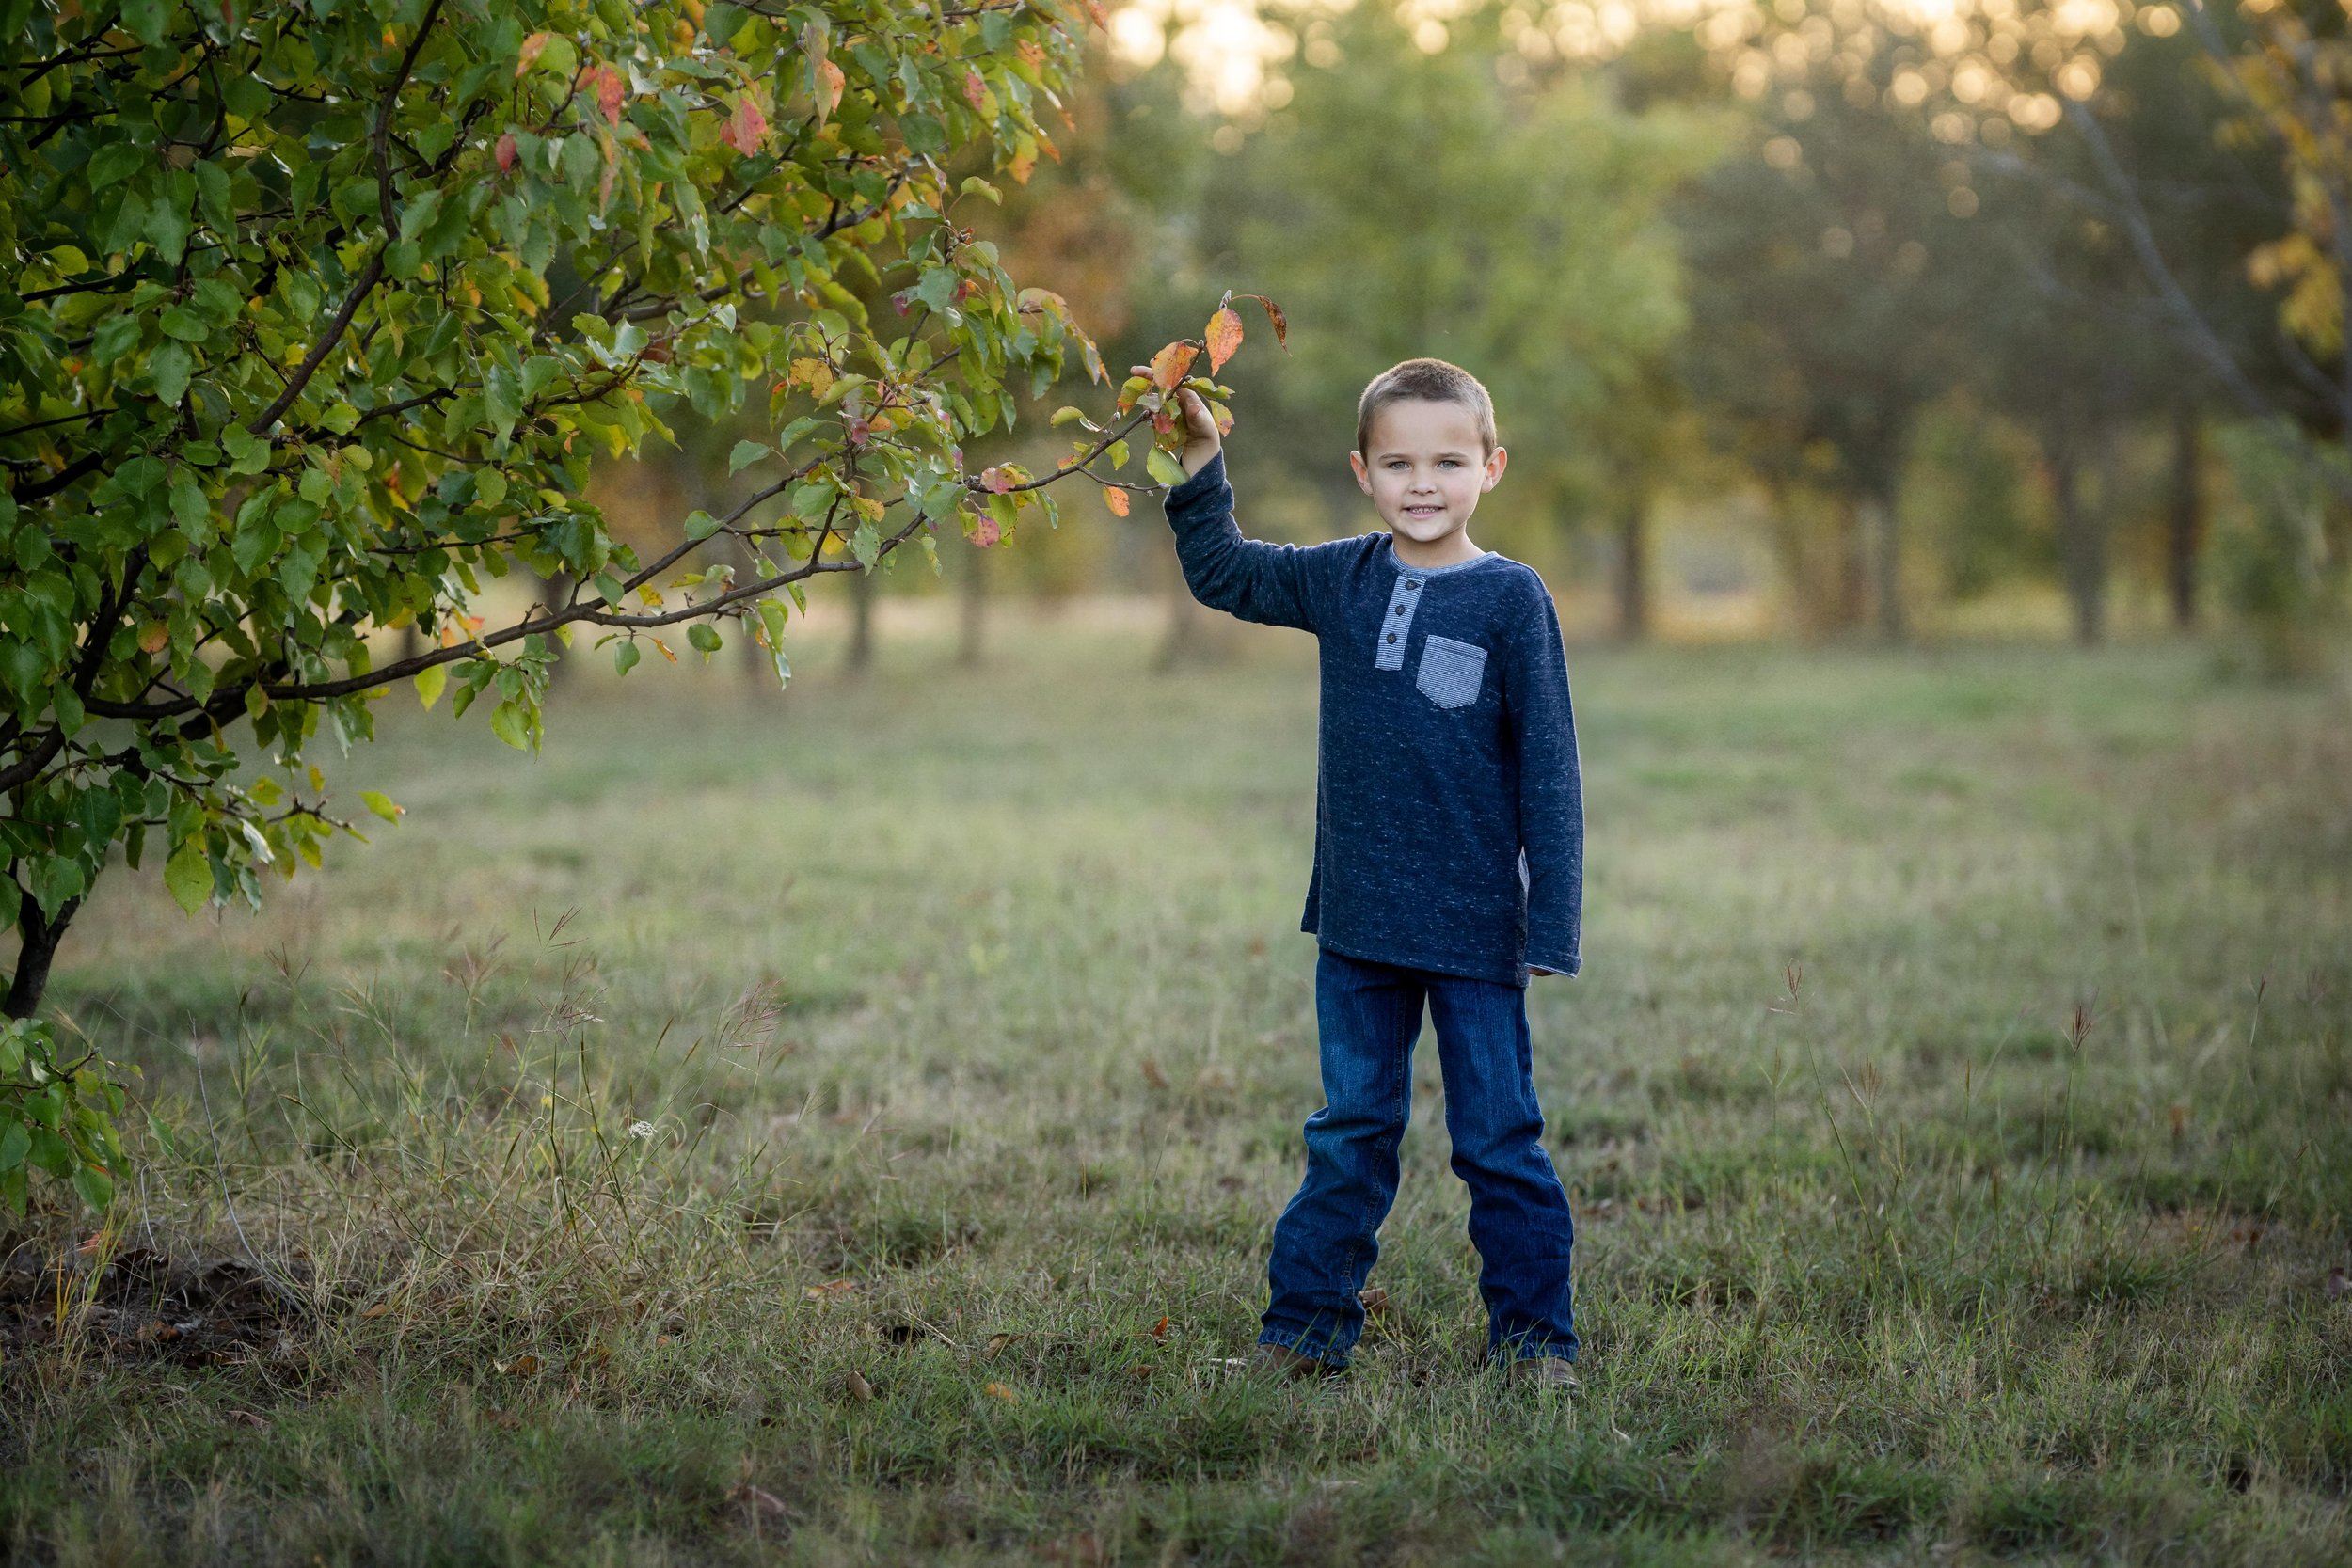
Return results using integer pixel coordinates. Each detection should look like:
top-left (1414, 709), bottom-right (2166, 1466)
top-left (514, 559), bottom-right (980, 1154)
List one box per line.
top-left (1859, 484), bottom-right (1904, 643)
top-left (5, 892), bottom-right (78, 1019)
top-left (959, 540), bottom-right (988, 668)
top-left (1154, 544), bottom-right (1206, 672)
top-left (844, 566), bottom-right (876, 675)
top-left (541, 571), bottom-right (574, 688)
top-left (2054, 438), bottom-right (2107, 647)
top-left (2169, 401), bottom-right (2203, 631)
top-left (1616, 496), bottom-right (1648, 641)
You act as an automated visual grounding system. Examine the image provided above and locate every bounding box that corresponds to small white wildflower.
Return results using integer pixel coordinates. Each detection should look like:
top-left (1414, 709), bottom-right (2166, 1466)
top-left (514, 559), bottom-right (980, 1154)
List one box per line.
top-left (628, 1120), bottom-right (657, 1141)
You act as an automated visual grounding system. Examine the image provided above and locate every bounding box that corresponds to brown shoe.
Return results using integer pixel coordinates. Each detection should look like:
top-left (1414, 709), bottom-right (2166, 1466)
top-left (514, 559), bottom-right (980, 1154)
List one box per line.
top-left (1502, 1355), bottom-right (1581, 1392)
top-left (1247, 1341), bottom-right (1340, 1380)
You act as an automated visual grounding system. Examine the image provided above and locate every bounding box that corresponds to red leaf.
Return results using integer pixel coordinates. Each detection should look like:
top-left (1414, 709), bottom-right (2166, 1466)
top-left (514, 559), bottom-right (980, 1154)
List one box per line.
top-left (593, 64), bottom-right (626, 126)
top-left (972, 515), bottom-right (1002, 547)
top-left (978, 466), bottom-right (1015, 494)
top-left (1204, 308), bottom-right (1244, 373)
top-left (1103, 485), bottom-right (1129, 517)
top-left (845, 415), bottom-right (871, 447)
top-left (1150, 1315), bottom-right (1169, 1339)
top-left (964, 69), bottom-right (988, 112)
top-left (1148, 341), bottom-right (1198, 391)
top-left (495, 130), bottom-right (517, 172)
top-left (723, 96), bottom-right (768, 154)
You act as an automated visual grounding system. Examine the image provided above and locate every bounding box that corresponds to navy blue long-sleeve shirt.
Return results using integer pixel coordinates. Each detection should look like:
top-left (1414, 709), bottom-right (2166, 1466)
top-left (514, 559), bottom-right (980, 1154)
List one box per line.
top-left (1163, 450), bottom-right (1584, 987)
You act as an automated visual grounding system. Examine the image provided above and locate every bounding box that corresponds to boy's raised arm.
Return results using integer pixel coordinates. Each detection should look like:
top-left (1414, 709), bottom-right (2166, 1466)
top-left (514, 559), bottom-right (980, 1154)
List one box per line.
top-left (1158, 388), bottom-right (1325, 635)
top-left (1509, 589), bottom-right (1585, 978)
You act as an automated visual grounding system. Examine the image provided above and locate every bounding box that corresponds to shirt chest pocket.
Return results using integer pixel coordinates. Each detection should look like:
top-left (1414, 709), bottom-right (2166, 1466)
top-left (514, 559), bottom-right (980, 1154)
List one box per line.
top-left (1415, 635), bottom-right (1488, 709)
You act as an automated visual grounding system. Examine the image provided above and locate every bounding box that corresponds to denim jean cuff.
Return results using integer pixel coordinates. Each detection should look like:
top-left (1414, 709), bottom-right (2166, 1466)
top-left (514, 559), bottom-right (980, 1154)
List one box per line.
top-left (1259, 1321), bottom-right (1354, 1368)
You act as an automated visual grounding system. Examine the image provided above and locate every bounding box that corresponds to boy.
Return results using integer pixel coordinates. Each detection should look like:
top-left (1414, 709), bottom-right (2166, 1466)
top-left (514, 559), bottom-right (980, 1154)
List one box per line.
top-left (1160, 358), bottom-right (1583, 1387)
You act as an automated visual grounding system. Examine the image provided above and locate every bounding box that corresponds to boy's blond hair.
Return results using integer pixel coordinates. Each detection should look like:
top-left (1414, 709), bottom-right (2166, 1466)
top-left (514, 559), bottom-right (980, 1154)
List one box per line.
top-left (1355, 358), bottom-right (1499, 460)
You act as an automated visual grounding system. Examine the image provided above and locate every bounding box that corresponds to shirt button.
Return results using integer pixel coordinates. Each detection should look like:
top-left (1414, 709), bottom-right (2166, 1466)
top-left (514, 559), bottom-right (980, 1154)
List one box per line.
top-left (1406, 580), bottom-right (1419, 590)
top-left (1393, 604), bottom-right (1406, 615)
top-left (1386, 632), bottom-right (1397, 643)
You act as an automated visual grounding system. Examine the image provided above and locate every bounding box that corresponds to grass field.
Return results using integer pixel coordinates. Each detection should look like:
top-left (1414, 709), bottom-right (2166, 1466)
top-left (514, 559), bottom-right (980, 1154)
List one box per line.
top-left (7, 612), bottom-right (2351, 1565)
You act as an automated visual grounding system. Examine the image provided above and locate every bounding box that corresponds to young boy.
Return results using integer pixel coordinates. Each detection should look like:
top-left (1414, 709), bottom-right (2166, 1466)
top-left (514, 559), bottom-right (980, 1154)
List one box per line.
top-left (1161, 358), bottom-right (1583, 1387)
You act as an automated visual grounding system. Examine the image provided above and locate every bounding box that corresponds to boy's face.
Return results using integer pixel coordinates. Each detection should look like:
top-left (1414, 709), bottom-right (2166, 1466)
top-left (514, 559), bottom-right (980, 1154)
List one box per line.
top-left (1349, 397), bottom-right (1507, 549)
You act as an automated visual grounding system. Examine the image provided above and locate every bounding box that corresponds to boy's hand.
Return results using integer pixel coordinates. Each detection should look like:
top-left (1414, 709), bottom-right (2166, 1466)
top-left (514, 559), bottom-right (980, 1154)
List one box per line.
top-left (1174, 387), bottom-right (1222, 477)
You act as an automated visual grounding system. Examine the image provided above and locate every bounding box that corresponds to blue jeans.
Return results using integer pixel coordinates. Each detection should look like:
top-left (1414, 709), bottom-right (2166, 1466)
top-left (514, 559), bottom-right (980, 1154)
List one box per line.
top-left (1260, 946), bottom-right (1578, 1368)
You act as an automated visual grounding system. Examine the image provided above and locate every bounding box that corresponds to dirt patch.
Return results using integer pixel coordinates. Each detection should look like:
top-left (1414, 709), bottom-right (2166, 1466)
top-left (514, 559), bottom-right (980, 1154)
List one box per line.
top-left (0, 1237), bottom-right (310, 1366)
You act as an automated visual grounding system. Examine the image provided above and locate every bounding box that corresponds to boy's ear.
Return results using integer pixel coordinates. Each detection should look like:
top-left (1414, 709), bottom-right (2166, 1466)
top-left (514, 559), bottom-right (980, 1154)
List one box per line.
top-left (1483, 446), bottom-right (1509, 491)
top-left (1348, 451), bottom-right (1373, 495)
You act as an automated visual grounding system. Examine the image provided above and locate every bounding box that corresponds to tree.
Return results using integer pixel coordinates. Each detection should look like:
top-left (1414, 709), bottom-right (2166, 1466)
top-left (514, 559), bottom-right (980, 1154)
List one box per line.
top-left (1175, 4), bottom-right (1713, 586)
top-left (0, 0), bottom-right (1227, 1034)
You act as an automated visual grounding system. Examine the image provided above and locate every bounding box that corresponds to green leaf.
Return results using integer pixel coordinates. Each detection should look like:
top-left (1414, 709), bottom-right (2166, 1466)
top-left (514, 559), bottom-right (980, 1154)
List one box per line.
top-left (159, 305), bottom-right (210, 341)
top-left (72, 1164), bottom-right (115, 1212)
top-left (414, 661), bottom-right (448, 710)
top-left (150, 341), bottom-right (193, 406)
top-left (488, 700), bottom-right (531, 751)
top-left (0, 1123), bottom-right (26, 1175)
top-left (612, 641), bottom-right (641, 676)
top-left (358, 791), bottom-right (403, 823)
top-left (1146, 447), bottom-right (1188, 486)
top-left (688, 623), bottom-right (723, 657)
top-left (164, 839), bottom-right (211, 914)
top-left (684, 510), bottom-right (722, 541)
top-left (728, 440), bottom-right (771, 474)
top-left (87, 143), bottom-right (146, 191)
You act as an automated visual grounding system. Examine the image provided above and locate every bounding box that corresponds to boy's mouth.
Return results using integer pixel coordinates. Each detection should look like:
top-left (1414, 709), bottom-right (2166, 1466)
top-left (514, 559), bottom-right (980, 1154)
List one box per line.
top-left (1402, 503), bottom-right (1444, 519)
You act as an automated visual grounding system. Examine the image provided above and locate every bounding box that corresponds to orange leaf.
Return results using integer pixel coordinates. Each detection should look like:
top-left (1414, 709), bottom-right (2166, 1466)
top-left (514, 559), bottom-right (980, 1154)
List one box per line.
top-left (516, 31), bottom-right (550, 76)
top-left (982, 1382), bottom-right (1020, 1403)
top-left (1237, 293), bottom-right (1289, 350)
top-left (1083, 0), bottom-right (1108, 25)
top-left (592, 63), bottom-right (626, 124)
top-left (1148, 341), bottom-right (1199, 391)
top-left (804, 1277), bottom-right (858, 1299)
top-left (498, 1353), bottom-right (543, 1376)
top-left (1150, 1315), bottom-right (1169, 1339)
top-left (1103, 485), bottom-right (1129, 517)
top-left (818, 58), bottom-right (846, 117)
top-left (1204, 308), bottom-right (1244, 373)
top-left (652, 638), bottom-right (677, 664)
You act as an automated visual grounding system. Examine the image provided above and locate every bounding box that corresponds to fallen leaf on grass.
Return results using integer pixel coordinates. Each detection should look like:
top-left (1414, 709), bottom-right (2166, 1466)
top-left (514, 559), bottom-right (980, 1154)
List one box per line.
top-left (1359, 1288), bottom-right (1390, 1317)
top-left (845, 1370), bottom-right (874, 1403)
top-left (803, 1278), bottom-right (857, 1301)
top-left (981, 1381), bottom-right (1020, 1403)
top-left (1149, 1315), bottom-right (1169, 1340)
top-left (227, 1410), bottom-right (269, 1430)
top-left (1140, 1058), bottom-right (1169, 1089)
top-left (728, 1481), bottom-right (790, 1522)
top-left (985, 1332), bottom-right (1018, 1360)
top-left (497, 1354), bottom-right (542, 1377)
top-left (1130, 1364), bottom-right (1154, 1380)
top-left (359, 1302), bottom-right (393, 1320)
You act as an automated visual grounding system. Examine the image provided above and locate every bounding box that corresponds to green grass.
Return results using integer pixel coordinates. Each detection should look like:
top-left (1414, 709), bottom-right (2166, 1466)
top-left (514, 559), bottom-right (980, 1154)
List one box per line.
top-left (8, 619), bottom-right (2352, 1565)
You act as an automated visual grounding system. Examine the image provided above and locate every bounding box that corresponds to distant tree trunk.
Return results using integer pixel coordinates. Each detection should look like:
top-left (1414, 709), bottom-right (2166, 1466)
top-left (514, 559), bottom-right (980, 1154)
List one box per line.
top-left (959, 541), bottom-right (988, 667)
top-left (844, 565), bottom-right (876, 675)
top-left (1616, 495), bottom-right (1648, 641)
top-left (1837, 496), bottom-right (1869, 633)
top-left (2169, 402), bottom-right (2203, 631)
top-left (1154, 545), bottom-right (1206, 672)
top-left (4, 891), bottom-right (77, 1019)
top-left (541, 571), bottom-right (574, 688)
top-left (2053, 436), bottom-right (2108, 646)
top-left (1858, 483), bottom-right (1904, 643)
